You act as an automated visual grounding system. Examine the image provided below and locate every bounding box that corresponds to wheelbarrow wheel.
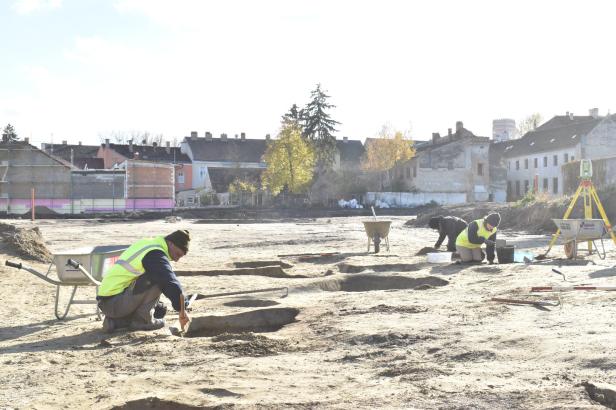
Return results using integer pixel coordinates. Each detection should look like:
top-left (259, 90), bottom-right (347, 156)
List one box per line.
top-left (564, 241), bottom-right (577, 259)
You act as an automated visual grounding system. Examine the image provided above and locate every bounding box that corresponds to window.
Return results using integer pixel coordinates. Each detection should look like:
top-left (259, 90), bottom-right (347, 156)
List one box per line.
top-left (564, 153), bottom-right (569, 163)
top-left (553, 155), bottom-right (558, 166)
top-left (507, 181), bottom-right (512, 195)
top-left (524, 180), bottom-right (529, 193)
top-left (534, 158), bottom-right (538, 168)
top-left (553, 177), bottom-right (558, 194)
top-left (178, 171), bottom-right (184, 184)
top-left (199, 167), bottom-right (207, 178)
top-left (516, 160), bottom-right (520, 170)
top-left (543, 156), bottom-right (548, 167)
top-left (406, 167), bottom-right (411, 178)
top-left (515, 181), bottom-right (520, 196)
top-left (508, 161), bottom-right (511, 170)
top-left (413, 166), bottom-right (417, 178)
top-left (571, 156), bottom-right (575, 162)
top-left (543, 178), bottom-right (548, 192)
top-left (477, 163), bottom-right (484, 176)
top-left (524, 159), bottom-right (529, 169)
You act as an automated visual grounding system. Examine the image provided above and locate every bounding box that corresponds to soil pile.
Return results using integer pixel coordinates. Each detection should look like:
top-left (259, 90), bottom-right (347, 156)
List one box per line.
top-left (0, 222), bottom-right (52, 263)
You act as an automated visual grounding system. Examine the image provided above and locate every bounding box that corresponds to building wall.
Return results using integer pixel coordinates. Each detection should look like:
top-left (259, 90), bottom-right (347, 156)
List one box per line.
top-left (190, 161), bottom-right (266, 191)
top-left (398, 139), bottom-right (489, 202)
top-left (175, 164), bottom-right (192, 192)
top-left (366, 191), bottom-right (467, 207)
top-left (125, 161), bottom-right (175, 200)
top-left (563, 157), bottom-right (616, 195)
top-left (505, 145), bottom-right (580, 199)
top-left (581, 117), bottom-right (616, 160)
top-left (97, 146), bottom-right (129, 169)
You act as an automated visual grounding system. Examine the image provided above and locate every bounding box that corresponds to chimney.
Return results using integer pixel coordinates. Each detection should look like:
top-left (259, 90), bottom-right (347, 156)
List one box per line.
top-left (448, 128), bottom-right (452, 137)
top-left (589, 108), bottom-right (599, 119)
top-left (62, 140), bottom-right (67, 145)
top-left (165, 141), bottom-right (171, 154)
top-left (569, 112), bottom-right (574, 120)
top-left (455, 121), bottom-right (463, 132)
top-left (190, 131), bottom-right (198, 140)
top-left (343, 136), bottom-right (348, 143)
top-left (105, 138), bottom-right (110, 147)
top-left (205, 131), bottom-right (212, 142)
top-left (241, 132), bottom-right (246, 140)
top-left (24, 137), bottom-right (29, 144)
top-left (432, 132), bottom-right (440, 144)
top-left (234, 134), bottom-right (239, 139)
top-left (78, 141), bottom-right (82, 146)
top-left (265, 134), bottom-right (271, 140)
top-left (221, 133), bottom-right (228, 141)
top-left (128, 139), bottom-right (134, 153)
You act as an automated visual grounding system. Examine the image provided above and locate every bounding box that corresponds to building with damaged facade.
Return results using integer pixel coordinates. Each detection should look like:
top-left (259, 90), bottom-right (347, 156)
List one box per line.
top-left (374, 122), bottom-right (491, 206)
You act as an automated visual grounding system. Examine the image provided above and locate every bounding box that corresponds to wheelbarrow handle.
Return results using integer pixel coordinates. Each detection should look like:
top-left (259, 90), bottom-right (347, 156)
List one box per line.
top-left (66, 259), bottom-right (80, 269)
top-left (5, 260), bottom-right (22, 269)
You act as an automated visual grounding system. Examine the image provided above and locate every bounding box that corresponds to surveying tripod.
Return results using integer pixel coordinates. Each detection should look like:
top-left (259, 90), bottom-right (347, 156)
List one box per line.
top-left (541, 159), bottom-right (616, 258)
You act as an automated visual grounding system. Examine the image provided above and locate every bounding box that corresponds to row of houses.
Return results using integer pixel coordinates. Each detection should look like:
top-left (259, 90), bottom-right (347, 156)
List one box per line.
top-left (2, 109), bottom-right (614, 215)
top-left (378, 110), bottom-right (616, 206)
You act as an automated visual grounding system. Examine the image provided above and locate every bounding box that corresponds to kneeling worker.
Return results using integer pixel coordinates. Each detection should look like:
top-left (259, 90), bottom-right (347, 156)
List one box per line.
top-left (97, 230), bottom-right (191, 333)
top-left (455, 213), bottom-right (500, 263)
top-left (428, 215), bottom-right (468, 252)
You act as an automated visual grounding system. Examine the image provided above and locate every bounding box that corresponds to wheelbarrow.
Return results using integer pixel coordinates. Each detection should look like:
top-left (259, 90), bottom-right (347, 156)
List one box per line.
top-left (362, 220), bottom-right (392, 253)
top-left (5, 245), bottom-right (127, 320)
top-left (551, 219), bottom-right (609, 259)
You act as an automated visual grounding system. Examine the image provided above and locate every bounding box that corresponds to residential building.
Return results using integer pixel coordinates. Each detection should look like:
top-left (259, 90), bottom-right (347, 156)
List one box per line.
top-left (42, 141), bottom-right (104, 169)
top-left (492, 118), bottom-right (517, 142)
top-left (97, 139), bottom-right (192, 193)
top-left (502, 110), bottom-right (616, 199)
top-left (390, 121), bottom-right (491, 203)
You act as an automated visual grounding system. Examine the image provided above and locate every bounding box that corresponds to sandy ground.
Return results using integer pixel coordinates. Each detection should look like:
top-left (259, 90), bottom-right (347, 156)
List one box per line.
top-left (1, 216), bottom-right (616, 409)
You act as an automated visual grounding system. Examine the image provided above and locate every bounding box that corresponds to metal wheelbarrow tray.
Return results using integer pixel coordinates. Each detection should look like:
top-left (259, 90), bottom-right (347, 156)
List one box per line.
top-left (5, 245), bottom-right (127, 319)
top-left (362, 220), bottom-right (392, 253)
top-left (552, 219), bottom-right (609, 259)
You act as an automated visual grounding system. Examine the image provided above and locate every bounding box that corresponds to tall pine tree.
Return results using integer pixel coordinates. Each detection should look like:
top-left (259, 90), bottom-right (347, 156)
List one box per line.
top-left (281, 104), bottom-right (303, 129)
top-left (302, 84), bottom-right (340, 168)
top-left (2, 124), bottom-right (18, 143)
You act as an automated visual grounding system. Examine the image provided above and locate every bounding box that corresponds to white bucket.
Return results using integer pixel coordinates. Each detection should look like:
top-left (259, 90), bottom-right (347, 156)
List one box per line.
top-left (426, 252), bottom-right (452, 263)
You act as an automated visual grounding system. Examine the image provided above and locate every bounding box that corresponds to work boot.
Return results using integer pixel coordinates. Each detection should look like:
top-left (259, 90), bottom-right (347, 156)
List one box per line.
top-left (129, 318), bottom-right (165, 331)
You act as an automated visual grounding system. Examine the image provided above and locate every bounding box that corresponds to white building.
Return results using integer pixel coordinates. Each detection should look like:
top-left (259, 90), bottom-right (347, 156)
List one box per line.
top-left (502, 110), bottom-right (616, 199)
top-left (492, 118), bottom-right (517, 142)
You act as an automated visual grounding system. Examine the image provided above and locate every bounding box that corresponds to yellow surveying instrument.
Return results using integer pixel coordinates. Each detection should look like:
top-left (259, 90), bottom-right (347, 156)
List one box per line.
top-left (540, 159), bottom-right (616, 259)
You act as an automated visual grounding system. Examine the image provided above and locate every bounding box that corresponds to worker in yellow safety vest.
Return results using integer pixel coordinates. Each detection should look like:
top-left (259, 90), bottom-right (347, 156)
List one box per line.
top-left (97, 230), bottom-right (191, 333)
top-left (455, 213), bottom-right (500, 263)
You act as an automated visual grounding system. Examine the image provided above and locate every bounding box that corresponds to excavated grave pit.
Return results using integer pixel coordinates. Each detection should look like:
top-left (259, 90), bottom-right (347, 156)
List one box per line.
top-left (111, 397), bottom-right (202, 410)
top-left (317, 274), bottom-right (448, 292)
top-left (223, 299), bottom-right (280, 308)
top-left (175, 266), bottom-right (306, 278)
top-left (185, 307), bottom-right (300, 338)
top-left (232, 260), bottom-right (293, 269)
top-left (337, 263), bottom-right (422, 274)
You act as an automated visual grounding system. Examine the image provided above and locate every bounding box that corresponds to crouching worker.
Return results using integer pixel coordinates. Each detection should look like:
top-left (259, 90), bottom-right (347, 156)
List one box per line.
top-left (428, 215), bottom-right (468, 252)
top-left (97, 230), bottom-right (191, 333)
top-left (455, 213), bottom-right (501, 264)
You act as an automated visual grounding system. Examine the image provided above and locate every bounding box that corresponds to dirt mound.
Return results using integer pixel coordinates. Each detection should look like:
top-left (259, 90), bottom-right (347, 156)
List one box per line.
top-left (338, 304), bottom-right (428, 316)
top-left (223, 299), bottom-right (280, 308)
top-left (186, 307), bottom-right (300, 337)
top-left (348, 332), bottom-right (429, 347)
top-left (110, 397), bottom-right (203, 410)
top-left (318, 275), bottom-right (448, 292)
top-left (211, 332), bottom-right (293, 357)
top-left (0, 223), bottom-right (52, 263)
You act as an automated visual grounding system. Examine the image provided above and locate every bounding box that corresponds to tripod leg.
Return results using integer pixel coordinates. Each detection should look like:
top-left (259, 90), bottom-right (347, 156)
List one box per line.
top-left (590, 186), bottom-right (616, 246)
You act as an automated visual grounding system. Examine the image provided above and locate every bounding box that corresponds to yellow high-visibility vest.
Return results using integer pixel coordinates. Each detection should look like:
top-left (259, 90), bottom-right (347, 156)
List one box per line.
top-left (456, 218), bottom-right (497, 249)
top-left (98, 236), bottom-right (169, 297)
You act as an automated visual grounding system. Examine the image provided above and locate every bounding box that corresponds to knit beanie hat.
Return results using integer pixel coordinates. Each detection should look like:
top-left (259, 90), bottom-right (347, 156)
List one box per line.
top-left (165, 229), bottom-right (190, 254)
top-left (485, 213), bottom-right (501, 228)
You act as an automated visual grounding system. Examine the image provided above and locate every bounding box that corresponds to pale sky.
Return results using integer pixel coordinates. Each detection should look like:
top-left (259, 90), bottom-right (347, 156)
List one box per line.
top-left (1, 0), bottom-right (616, 147)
